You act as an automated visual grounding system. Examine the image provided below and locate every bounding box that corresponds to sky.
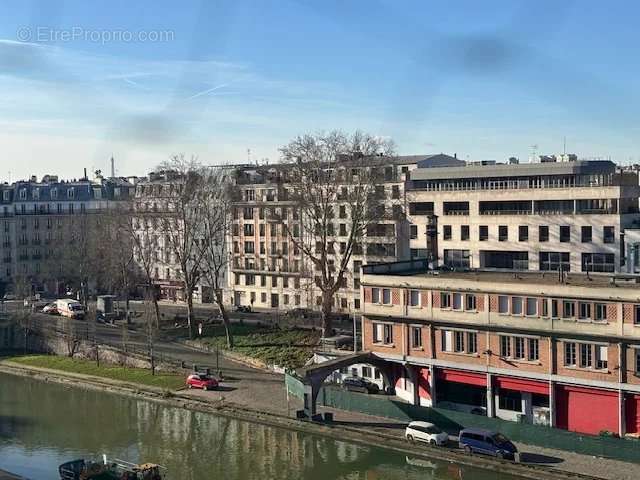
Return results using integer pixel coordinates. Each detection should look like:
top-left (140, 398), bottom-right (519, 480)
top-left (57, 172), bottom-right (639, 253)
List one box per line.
top-left (1, 0), bottom-right (640, 181)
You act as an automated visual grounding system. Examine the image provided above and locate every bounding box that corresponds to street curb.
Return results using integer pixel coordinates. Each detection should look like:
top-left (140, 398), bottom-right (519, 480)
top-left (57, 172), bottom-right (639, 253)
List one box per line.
top-left (0, 361), bottom-right (604, 480)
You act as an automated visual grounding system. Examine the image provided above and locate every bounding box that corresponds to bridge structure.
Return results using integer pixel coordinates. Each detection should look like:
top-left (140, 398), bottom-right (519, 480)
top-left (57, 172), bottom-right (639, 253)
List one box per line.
top-left (295, 351), bottom-right (396, 417)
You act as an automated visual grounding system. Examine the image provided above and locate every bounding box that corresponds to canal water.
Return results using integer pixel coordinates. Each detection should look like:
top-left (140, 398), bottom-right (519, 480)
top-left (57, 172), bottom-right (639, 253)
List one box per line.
top-left (0, 373), bottom-right (521, 480)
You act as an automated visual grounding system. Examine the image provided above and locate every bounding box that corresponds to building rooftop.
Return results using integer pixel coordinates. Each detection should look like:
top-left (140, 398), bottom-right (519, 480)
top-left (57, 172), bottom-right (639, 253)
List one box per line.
top-left (409, 159), bottom-right (616, 182)
top-left (362, 259), bottom-right (640, 296)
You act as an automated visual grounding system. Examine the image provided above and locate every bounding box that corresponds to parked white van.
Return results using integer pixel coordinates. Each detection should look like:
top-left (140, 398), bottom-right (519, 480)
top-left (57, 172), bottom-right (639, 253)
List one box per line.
top-left (55, 299), bottom-right (85, 319)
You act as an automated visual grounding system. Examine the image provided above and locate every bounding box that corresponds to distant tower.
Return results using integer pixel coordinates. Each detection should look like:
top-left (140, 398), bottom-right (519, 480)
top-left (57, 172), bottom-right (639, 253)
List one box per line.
top-left (110, 155), bottom-right (115, 178)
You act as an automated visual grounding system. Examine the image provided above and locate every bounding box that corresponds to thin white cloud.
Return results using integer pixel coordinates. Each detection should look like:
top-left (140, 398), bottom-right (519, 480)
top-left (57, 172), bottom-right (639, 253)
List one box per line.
top-left (185, 83), bottom-right (229, 100)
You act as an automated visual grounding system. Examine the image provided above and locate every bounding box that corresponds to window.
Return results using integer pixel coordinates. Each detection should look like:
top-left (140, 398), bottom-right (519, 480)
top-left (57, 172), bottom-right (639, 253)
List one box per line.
top-left (244, 241), bottom-right (255, 254)
top-left (511, 296), bottom-right (523, 315)
top-left (635, 305), bottom-right (640, 325)
top-left (354, 298), bottom-right (360, 309)
top-left (460, 225), bottom-right (469, 241)
top-left (603, 226), bottom-right (615, 244)
top-left (525, 297), bottom-right (537, 316)
top-left (500, 336), bottom-right (511, 357)
top-left (595, 303), bottom-right (607, 322)
top-left (479, 225), bottom-right (488, 241)
top-left (454, 331), bottom-right (465, 352)
top-left (519, 225), bottom-right (528, 242)
top-left (563, 301), bottom-right (575, 319)
top-left (362, 366), bottom-right (372, 378)
top-left (411, 327), bottom-right (422, 348)
top-left (371, 288), bottom-right (379, 303)
top-left (440, 292), bottom-right (451, 308)
top-left (442, 330), bottom-right (453, 351)
top-left (560, 225), bottom-right (570, 242)
top-left (409, 290), bottom-right (420, 307)
top-left (540, 251), bottom-right (570, 272)
top-left (452, 292), bottom-right (463, 310)
top-left (564, 342), bottom-right (577, 366)
top-left (373, 323), bottom-right (393, 344)
top-left (382, 288), bottom-right (391, 305)
top-left (528, 338), bottom-right (539, 361)
top-left (443, 225), bottom-right (452, 240)
top-left (635, 349), bottom-right (640, 375)
top-left (465, 294), bottom-right (477, 311)
top-left (410, 225), bottom-right (417, 239)
top-left (498, 225), bottom-right (508, 242)
top-left (596, 345), bottom-right (608, 370)
top-left (467, 332), bottom-right (477, 354)
top-left (578, 302), bottom-right (592, 320)
top-left (581, 226), bottom-right (592, 243)
top-left (514, 337), bottom-right (525, 359)
top-left (244, 224), bottom-right (254, 236)
top-left (498, 296), bottom-right (509, 314)
top-left (443, 249), bottom-right (470, 268)
top-left (580, 343), bottom-right (592, 368)
top-left (582, 253), bottom-right (615, 273)
top-left (539, 225), bottom-right (549, 242)
top-left (499, 390), bottom-right (522, 412)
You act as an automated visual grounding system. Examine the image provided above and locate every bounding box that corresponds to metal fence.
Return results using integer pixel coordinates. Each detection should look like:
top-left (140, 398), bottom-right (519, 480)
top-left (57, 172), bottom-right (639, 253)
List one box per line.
top-left (285, 373), bottom-right (640, 464)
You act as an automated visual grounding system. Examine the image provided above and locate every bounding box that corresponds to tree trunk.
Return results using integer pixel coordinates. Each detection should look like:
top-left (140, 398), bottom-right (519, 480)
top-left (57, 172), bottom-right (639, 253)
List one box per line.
top-left (321, 292), bottom-right (334, 338)
top-left (186, 291), bottom-right (195, 340)
top-left (215, 290), bottom-right (233, 348)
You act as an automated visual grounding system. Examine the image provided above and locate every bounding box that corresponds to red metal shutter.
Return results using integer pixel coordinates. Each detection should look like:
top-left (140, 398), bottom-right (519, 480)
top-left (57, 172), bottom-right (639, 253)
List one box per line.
top-left (495, 376), bottom-right (549, 396)
top-left (625, 394), bottom-right (640, 434)
top-left (437, 369), bottom-right (486, 387)
top-left (555, 384), bottom-right (618, 435)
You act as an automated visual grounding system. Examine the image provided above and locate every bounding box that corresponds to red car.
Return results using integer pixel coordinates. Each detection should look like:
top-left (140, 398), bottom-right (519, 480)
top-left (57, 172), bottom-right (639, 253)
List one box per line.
top-left (186, 373), bottom-right (218, 390)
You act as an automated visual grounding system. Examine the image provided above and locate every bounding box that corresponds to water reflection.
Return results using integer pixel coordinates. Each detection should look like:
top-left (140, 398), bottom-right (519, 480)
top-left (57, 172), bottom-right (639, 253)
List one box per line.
top-left (0, 373), bottom-right (517, 480)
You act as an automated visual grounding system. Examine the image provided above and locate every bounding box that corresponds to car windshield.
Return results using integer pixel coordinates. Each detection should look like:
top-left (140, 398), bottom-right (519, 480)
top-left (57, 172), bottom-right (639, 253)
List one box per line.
top-left (424, 426), bottom-right (442, 434)
top-left (71, 305), bottom-right (83, 311)
top-left (492, 433), bottom-right (509, 445)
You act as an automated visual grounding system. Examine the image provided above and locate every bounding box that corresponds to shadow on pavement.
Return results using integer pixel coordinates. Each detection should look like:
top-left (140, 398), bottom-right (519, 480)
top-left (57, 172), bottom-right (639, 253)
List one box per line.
top-left (520, 452), bottom-right (564, 464)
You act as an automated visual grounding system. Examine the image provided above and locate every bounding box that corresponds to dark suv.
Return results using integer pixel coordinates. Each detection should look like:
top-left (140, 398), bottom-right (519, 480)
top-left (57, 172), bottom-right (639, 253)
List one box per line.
top-left (342, 377), bottom-right (380, 394)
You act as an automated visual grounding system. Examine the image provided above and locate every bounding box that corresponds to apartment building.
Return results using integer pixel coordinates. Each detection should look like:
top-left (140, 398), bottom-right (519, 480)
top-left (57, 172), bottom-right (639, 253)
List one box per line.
top-left (0, 174), bottom-right (135, 296)
top-left (361, 259), bottom-right (640, 436)
top-left (227, 154), bottom-right (461, 314)
top-left (406, 159), bottom-right (640, 273)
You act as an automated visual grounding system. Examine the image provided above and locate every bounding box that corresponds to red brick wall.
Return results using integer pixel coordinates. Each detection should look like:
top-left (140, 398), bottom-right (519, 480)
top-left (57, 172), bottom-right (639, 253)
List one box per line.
top-left (538, 298), bottom-right (546, 316)
top-left (433, 329), bottom-right (486, 366)
top-left (625, 346), bottom-right (640, 385)
top-left (476, 295), bottom-right (485, 312)
top-left (432, 291), bottom-right (441, 308)
top-left (364, 287), bottom-right (372, 303)
top-left (555, 342), bottom-right (619, 383)
top-left (361, 317), bottom-right (403, 356)
top-left (392, 289), bottom-right (401, 306)
top-left (623, 304), bottom-right (637, 324)
top-left (606, 304), bottom-right (618, 322)
top-left (420, 291), bottom-right (429, 308)
top-left (489, 294), bottom-right (499, 312)
top-left (487, 333), bottom-right (549, 374)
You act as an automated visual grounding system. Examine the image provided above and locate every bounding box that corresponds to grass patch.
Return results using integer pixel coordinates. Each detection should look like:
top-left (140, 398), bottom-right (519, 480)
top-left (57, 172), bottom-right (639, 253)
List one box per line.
top-left (8, 355), bottom-right (184, 390)
top-left (199, 324), bottom-right (320, 369)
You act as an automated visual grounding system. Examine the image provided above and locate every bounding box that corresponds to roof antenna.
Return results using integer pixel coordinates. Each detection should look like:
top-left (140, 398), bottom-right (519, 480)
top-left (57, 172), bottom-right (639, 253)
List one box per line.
top-left (111, 155), bottom-right (116, 178)
top-left (563, 136), bottom-right (567, 155)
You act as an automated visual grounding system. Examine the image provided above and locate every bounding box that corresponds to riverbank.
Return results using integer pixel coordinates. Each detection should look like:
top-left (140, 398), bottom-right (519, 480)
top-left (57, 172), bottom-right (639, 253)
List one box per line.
top-left (0, 359), bottom-right (602, 480)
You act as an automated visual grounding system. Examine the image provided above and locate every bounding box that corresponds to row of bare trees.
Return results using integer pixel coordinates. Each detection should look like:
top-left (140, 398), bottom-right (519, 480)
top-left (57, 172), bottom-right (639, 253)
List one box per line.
top-left (15, 130), bottom-right (395, 347)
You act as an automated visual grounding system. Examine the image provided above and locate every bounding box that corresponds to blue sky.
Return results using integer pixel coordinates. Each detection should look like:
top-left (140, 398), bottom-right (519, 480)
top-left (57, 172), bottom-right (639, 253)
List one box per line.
top-left (1, 0), bottom-right (640, 180)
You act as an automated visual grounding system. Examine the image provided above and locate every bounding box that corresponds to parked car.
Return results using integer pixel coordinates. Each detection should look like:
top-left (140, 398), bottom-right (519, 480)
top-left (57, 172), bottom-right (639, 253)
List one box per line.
top-left (234, 305), bottom-right (252, 313)
top-left (405, 421), bottom-right (449, 446)
top-left (458, 428), bottom-right (517, 460)
top-left (42, 303), bottom-right (58, 315)
top-left (341, 376), bottom-right (380, 394)
top-left (2, 293), bottom-right (16, 301)
top-left (186, 373), bottom-right (219, 391)
top-left (55, 299), bottom-right (85, 319)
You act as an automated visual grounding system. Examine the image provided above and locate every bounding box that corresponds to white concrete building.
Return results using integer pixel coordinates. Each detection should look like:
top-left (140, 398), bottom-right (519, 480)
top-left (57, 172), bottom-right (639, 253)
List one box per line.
top-left (406, 159), bottom-right (640, 274)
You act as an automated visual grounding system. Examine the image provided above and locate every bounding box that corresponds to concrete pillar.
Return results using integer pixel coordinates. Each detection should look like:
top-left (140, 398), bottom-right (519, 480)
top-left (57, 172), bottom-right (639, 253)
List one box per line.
top-left (429, 366), bottom-right (437, 407)
top-left (411, 366), bottom-right (420, 406)
top-left (303, 383), bottom-right (317, 417)
top-left (522, 392), bottom-right (533, 422)
top-left (486, 373), bottom-right (494, 418)
top-left (549, 380), bottom-right (556, 428)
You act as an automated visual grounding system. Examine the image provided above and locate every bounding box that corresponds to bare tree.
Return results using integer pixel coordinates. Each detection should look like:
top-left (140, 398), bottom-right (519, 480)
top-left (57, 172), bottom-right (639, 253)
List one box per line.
top-left (277, 130), bottom-right (395, 336)
top-left (127, 203), bottom-right (162, 329)
top-left (198, 167), bottom-right (234, 348)
top-left (157, 155), bottom-right (207, 340)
